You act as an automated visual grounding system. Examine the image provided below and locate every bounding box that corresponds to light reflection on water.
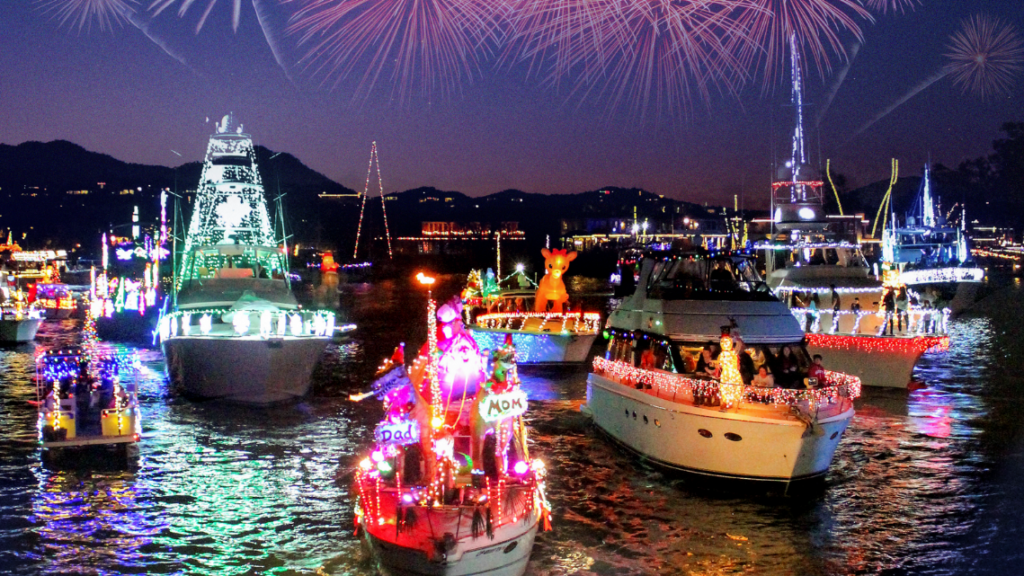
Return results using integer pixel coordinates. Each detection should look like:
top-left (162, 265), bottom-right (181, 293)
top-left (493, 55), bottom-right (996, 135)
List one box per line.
top-left (1, 278), bottom-right (1023, 575)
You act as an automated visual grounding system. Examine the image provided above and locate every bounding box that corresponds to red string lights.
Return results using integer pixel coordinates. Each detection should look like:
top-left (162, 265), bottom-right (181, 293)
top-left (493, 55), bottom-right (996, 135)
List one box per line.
top-left (805, 333), bottom-right (949, 354)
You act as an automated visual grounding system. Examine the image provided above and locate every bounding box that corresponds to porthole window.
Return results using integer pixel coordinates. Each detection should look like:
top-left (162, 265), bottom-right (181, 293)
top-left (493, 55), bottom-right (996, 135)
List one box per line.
top-left (698, 429), bottom-right (712, 438)
top-left (643, 415), bottom-right (648, 424)
top-left (632, 411), bottom-right (637, 419)
top-left (654, 419), bottom-right (661, 427)
top-left (830, 431), bottom-right (839, 440)
top-left (503, 541), bottom-right (518, 554)
top-left (724, 432), bottom-right (742, 442)
top-left (625, 409), bottom-right (629, 417)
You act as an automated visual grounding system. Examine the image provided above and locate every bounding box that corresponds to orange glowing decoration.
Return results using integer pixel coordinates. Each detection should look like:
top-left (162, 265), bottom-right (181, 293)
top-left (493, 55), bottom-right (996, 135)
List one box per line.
top-left (321, 251), bottom-right (339, 273)
top-left (535, 248), bottom-right (576, 313)
top-left (416, 272), bottom-right (436, 286)
top-left (717, 330), bottom-right (745, 408)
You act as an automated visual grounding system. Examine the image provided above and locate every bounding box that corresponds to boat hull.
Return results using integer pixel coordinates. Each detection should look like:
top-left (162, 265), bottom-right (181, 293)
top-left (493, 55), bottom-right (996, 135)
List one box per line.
top-left (586, 373), bottom-right (853, 483)
top-left (162, 336), bottom-right (328, 404)
top-left (363, 516), bottom-right (538, 576)
top-left (468, 328), bottom-right (597, 364)
top-left (806, 340), bottom-right (925, 389)
top-left (0, 318), bottom-right (42, 343)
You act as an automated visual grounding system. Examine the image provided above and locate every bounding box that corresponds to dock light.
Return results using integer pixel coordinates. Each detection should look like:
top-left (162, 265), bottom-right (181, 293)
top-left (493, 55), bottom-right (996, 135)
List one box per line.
top-left (377, 461), bottom-right (392, 473)
top-left (798, 207), bottom-right (816, 220)
top-left (515, 263), bottom-right (525, 273)
top-left (416, 272), bottom-right (435, 286)
top-left (513, 461), bottom-right (529, 475)
top-left (431, 416), bottom-right (444, 429)
top-left (402, 493), bottom-right (414, 504)
top-left (371, 450), bottom-right (384, 463)
top-left (359, 458), bottom-right (373, 471)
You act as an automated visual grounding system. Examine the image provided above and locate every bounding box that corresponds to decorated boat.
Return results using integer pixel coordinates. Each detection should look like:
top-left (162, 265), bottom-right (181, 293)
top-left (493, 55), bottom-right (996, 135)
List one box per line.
top-left (755, 39), bottom-right (948, 389)
top-left (586, 250), bottom-right (860, 488)
top-left (35, 317), bottom-right (141, 454)
top-left (158, 114), bottom-right (334, 404)
top-left (1, 278), bottom-right (43, 343)
top-left (355, 274), bottom-right (550, 576)
top-left (90, 201), bottom-right (170, 344)
top-left (466, 249), bottom-right (601, 364)
top-left (881, 164), bottom-right (984, 315)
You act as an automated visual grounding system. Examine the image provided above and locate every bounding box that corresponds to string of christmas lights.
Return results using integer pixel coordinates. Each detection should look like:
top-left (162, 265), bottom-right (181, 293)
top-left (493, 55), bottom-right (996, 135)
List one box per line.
top-left (592, 357), bottom-right (861, 409)
top-left (805, 333), bottom-right (949, 354)
top-left (353, 141), bottom-right (393, 260)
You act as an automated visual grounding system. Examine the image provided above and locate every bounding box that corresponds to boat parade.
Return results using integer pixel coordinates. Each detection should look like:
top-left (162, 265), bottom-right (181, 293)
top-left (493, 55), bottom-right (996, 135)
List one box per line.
top-left (5, 1), bottom-right (1024, 574)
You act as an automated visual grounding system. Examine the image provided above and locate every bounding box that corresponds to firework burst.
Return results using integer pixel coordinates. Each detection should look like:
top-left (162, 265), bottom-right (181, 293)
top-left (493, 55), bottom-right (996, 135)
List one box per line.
top-left (286, 0), bottom-right (506, 100)
top-left (946, 14), bottom-right (1024, 99)
top-left (855, 14), bottom-right (1024, 138)
top-left (726, 0), bottom-right (871, 83)
top-left (36, 0), bottom-right (138, 32)
top-left (504, 0), bottom-right (763, 119)
top-left (861, 0), bottom-right (918, 15)
top-left (148, 0), bottom-right (243, 32)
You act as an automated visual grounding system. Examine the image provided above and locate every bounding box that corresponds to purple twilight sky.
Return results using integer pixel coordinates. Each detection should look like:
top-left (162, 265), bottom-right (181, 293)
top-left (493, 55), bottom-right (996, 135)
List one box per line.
top-left (0, 0), bottom-right (1021, 209)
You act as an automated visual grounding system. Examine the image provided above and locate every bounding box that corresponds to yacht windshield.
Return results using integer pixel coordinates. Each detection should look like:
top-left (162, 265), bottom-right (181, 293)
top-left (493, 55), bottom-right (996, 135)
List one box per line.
top-left (647, 255), bottom-right (773, 301)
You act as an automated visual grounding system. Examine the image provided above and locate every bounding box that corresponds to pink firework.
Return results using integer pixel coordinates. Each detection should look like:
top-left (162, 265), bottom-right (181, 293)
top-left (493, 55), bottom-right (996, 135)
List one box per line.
top-left (504, 0), bottom-right (753, 117)
top-left (36, 0), bottom-right (138, 31)
top-left (946, 14), bottom-right (1024, 99)
top-left (286, 0), bottom-right (505, 99)
top-left (726, 0), bottom-right (871, 82)
top-left (148, 0), bottom-right (243, 32)
top-left (861, 0), bottom-right (918, 14)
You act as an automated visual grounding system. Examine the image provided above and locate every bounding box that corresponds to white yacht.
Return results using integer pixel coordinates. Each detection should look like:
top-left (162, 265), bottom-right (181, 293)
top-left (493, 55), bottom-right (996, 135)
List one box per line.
top-left (158, 115), bottom-right (333, 404)
top-left (586, 251), bottom-right (859, 488)
top-left (756, 37), bottom-right (948, 389)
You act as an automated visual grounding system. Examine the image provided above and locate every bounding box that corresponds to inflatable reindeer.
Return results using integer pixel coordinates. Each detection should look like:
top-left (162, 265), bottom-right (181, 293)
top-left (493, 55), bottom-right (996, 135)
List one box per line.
top-left (535, 248), bottom-right (577, 313)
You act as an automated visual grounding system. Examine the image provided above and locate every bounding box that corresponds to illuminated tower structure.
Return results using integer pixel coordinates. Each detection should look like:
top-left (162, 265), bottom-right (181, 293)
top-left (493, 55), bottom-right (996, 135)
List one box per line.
top-left (176, 113), bottom-right (285, 288)
top-left (771, 35), bottom-right (827, 233)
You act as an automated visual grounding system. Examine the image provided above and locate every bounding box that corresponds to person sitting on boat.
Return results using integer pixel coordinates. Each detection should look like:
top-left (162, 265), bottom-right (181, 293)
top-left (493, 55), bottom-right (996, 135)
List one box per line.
top-left (830, 285), bottom-right (841, 314)
top-left (775, 345), bottom-right (800, 387)
top-left (749, 342), bottom-right (765, 368)
top-left (695, 347), bottom-right (719, 379)
top-left (806, 354), bottom-right (826, 388)
top-left (751, 366), bottom-right (775, 388)
top-left (639, 346), bottom-right (656, 370)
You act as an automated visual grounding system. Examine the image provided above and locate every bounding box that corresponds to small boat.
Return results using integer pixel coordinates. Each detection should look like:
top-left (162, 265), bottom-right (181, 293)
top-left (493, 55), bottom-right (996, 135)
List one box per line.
top-left (0, 285), bottom-right (43, 343)
top-left (466, 249), bottom-right (601, 364)
top-left (158, 115), bottom-right (333, 404)
top-left (91, 201), bottom-right (169, 344)
top-left (882, 164), bottom-right (985, 315)
top-left (586, 250), bottom-right (860, 489)
top-left (33, 282), bottom-right (76, 319)
top-left (36, 337), bottom-right (141, 455)
top-left (356, 275), bottom-right (551, 575)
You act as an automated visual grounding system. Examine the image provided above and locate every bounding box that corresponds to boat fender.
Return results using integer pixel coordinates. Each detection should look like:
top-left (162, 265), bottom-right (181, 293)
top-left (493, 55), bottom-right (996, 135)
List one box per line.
top-left (579, 404), bottom-right (593, 418)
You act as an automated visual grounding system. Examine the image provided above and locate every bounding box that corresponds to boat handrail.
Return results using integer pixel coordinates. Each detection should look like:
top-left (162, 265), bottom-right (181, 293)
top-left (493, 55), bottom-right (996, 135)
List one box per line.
top-left (592, 356), bottom-right (860, 408)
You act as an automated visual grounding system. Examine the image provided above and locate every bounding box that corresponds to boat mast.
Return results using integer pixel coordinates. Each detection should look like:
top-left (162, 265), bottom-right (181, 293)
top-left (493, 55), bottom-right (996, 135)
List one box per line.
top-left (789, 33), bottom-right (807, 204)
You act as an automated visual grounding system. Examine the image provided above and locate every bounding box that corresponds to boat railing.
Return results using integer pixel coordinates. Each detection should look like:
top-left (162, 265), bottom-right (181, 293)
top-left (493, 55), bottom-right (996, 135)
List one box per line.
top-left (475, 311), bottom-right (601, 334)
top-left (592, 356), bottom-right (860, 410)
top-left (158, 308), bottom-right (335, 341)
top-left (789, 307), bottom-right (951, 339)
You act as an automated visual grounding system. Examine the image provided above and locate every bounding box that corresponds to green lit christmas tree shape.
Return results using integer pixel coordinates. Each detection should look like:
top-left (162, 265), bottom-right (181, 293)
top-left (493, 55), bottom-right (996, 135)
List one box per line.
top-left (177, 114), bottom-right (285, 286)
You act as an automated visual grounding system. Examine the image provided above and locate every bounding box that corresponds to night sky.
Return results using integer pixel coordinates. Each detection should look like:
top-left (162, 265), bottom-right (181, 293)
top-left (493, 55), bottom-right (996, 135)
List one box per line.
top-left (0, 0), bottom-right (1020, 208)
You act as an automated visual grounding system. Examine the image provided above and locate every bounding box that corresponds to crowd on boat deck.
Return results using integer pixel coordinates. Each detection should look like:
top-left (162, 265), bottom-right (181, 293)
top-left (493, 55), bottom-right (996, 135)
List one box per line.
top-left (42, 363), bottom-right (128, 435)
top-left (686, 340), bottom-right (827, 390)
top-left (788, 283), bottom-right (947, 335)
